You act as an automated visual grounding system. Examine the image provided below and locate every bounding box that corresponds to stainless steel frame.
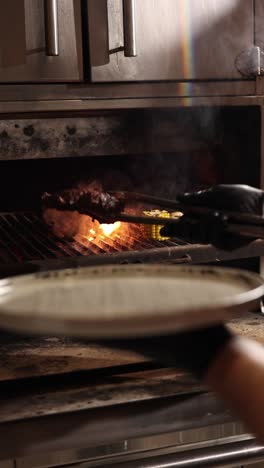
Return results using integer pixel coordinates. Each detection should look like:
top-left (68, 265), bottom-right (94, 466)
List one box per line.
top-left (14, 435), bottom-right (264, 468)
top-left (80, 440), bottom-right (264, 467)
top-left (0, 81), bottom-right (259, 114)
top-left (0, 97), bottom-right (262, 113)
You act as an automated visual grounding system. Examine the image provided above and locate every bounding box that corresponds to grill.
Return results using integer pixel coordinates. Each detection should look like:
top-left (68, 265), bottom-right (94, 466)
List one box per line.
top-left (0, 211), bottom-right (264, 276)
top-left (0, 107), bottom-right (260, 276)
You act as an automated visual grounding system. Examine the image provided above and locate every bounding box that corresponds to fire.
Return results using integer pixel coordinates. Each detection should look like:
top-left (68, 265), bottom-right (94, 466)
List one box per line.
top-left (99, 222), bottom-right (121, 237)
top-left (43, 208), bottom-right (125, 245)
top-left (86, 221), bottom-right (121, 242)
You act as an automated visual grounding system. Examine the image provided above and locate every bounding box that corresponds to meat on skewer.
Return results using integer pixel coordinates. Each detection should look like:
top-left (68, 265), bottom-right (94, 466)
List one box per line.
top-left (42, 181), bottom-right (125, 222)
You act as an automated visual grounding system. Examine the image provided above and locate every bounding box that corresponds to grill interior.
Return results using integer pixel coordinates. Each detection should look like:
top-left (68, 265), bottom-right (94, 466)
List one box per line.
top-left (0, 107), bottom-right (261, 276)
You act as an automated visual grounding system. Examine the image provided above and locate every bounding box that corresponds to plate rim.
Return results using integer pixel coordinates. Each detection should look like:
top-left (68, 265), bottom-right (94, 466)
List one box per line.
top-left (0, 264), bottom-right (263, 338)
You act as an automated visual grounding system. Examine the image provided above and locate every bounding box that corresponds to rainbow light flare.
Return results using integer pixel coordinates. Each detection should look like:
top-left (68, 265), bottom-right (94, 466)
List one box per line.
top-left (178, 0), bottom-right (194, 80)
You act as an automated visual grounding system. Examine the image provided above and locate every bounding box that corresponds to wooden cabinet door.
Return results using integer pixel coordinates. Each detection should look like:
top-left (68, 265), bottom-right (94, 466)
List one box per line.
top-left (89, 0), bottom-right (254, 82)
top-left (0, 0), bottom-right (83, 82)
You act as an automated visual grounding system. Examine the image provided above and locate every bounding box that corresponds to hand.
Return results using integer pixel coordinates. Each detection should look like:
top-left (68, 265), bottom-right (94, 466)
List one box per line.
top-left (178, 184), bottom-right (264, 215)
top-left (160, 185), bottom-right (264, 248)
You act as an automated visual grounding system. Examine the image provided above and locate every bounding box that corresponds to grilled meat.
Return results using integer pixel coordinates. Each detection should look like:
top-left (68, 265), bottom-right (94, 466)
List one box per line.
top-left (42, 181), bottom-right (125, 222)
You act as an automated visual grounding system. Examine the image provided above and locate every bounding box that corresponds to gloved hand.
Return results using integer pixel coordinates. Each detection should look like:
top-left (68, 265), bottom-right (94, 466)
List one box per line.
top-left (105, 324), bottom-right (232, 380)
top-left (161, 185), bottom-right (264, 249)
top-left (177, 184), bottom-right (264, 214)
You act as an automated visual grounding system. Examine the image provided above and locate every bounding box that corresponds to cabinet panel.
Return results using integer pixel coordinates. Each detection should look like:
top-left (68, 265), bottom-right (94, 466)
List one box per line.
top-left (0, 0), bottom-right (83, 82)
top-left (89, 0), bottom-right (254, 82)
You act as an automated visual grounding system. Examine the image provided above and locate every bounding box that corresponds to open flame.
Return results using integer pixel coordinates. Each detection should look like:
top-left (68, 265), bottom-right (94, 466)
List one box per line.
top-left (100, 222), bottom-right (121, 237)
top-left (43, 209), bottom-right (129, 246)
top-left (87, 222), bottom-right (122, 241)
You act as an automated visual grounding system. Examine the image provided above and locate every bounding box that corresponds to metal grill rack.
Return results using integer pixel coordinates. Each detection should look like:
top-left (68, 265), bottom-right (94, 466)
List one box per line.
top-left (0, 212), bottom-right (187, 262)
top-left (0, 212), bottom-right (264, 274)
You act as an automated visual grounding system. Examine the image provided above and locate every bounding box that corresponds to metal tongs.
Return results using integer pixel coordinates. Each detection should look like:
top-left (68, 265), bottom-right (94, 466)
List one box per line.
top-left (94, 191), bottom-right (264, 241)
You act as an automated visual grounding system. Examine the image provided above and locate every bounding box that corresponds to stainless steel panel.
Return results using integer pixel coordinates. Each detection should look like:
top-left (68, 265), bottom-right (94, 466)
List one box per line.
top-left (78, 440), bottom-right (264, 467)
top-left (0, 1), bottom-right (26, 68)
top-left (89, 0), bottom-right (254, 82)
top-left (14, 423), bottom-right (249, 468)
top-left (87, 0), bottom-right (110, 67)
top-left (255, 1), bottom-right (264, 55)
top-left (0, 0), bottom-right (83, 82)
top-left (0, 462), bottom-right (14, 468)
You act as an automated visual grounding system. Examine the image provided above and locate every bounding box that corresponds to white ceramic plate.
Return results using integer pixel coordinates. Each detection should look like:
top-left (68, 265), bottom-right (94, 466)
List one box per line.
top-left (0, 265), bottom-right (263, 338)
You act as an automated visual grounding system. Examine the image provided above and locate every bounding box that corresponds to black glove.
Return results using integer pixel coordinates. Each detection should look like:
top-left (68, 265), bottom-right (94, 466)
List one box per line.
top-left (104, 324), bottom-right (232, 380)
top-left (178, 184), bottom-right (264, 214)
top-left (161, 185), bottom-right (264, 249)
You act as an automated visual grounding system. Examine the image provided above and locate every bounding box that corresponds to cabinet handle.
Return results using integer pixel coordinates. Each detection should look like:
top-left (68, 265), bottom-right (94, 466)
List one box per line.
top-left (44, 0), bottom-right (59, 56)
top-left (122, 0), bottom-right (137, 57)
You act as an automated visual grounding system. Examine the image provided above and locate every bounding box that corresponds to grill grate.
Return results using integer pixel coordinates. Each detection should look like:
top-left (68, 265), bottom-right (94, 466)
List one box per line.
top-left (0, 212), bottom-right (188, 264)
top-left (1, 212), bottom-right (264, 275)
